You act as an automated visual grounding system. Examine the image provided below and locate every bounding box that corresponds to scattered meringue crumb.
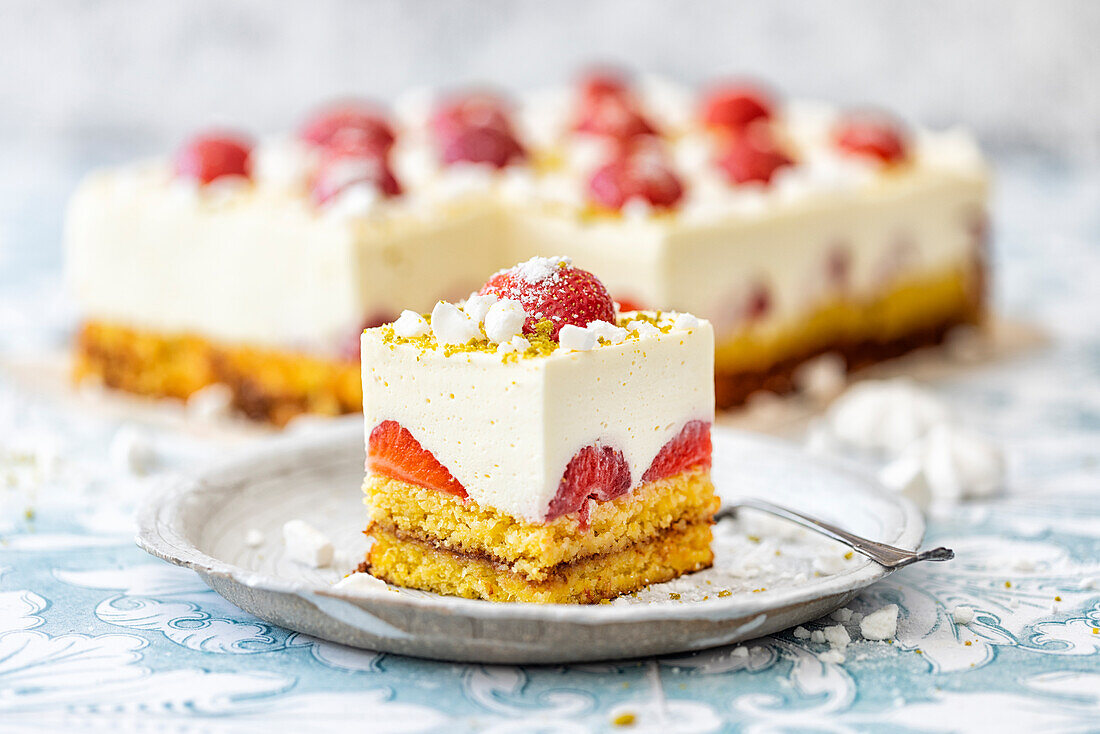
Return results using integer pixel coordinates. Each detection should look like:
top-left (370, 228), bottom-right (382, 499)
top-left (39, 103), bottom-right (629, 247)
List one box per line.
top-left (282, 520), bottom-right (334, 568)
top-left (793, 353), bottom-right (847, 402)
top-left (878, 455), bottom-right (933, 511)
top-left (587, 320), bottom-right (627, 345)
top-left (810, 629), bottom-right (826, 644)
top-left (823, 624), bottom-right (851, 650)
top-left (793, 626), bottom-right (811, 639)
top-left (830, 607), bottom-right (853, 623)
top-left (109, 425), bottom-right (156, 475)
top-left (186, 383), bottom-right (234, 422)
top-left (826, 379), bottom-right (949, 454)
top-left (731, 646), bottom-right (749, 658)
top-left (1078, 577), bottom-right (1100, 591)
top-left (860, 604), bottom-right (899, 641)
top-left (672, 312), bottom-right (701, 331)
top-left (244, 529), bottom-right (265, 548)
top-left (944, 324), bottom-right (988, 364)
top-left (818, 649), bottom-right (846, 664)
top-left (813, 553), bottom-right (850, 575)
top-left (332, 571), bottom-right (391, 593)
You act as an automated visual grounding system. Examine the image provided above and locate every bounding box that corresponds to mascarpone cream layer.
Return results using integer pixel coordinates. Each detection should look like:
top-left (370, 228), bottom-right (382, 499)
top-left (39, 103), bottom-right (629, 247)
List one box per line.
top-left (360, 315), bottom-right (714, 522)
top-left (64, 164), bottom-right (507, 353)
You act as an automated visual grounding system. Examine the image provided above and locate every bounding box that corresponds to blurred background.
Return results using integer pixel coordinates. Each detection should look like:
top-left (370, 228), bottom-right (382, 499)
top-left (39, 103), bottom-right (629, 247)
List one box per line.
top-left (1, 0), bottom-right (1097, 295)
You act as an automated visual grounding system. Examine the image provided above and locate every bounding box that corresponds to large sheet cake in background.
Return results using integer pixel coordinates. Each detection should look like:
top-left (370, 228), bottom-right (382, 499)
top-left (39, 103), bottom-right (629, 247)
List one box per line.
top-left (65, 70), bottom-right (989, 424)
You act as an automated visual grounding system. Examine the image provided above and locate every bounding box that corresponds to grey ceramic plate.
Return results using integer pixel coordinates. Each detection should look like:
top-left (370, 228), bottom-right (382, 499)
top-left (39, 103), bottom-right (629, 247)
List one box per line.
top-left (136, 423), bottom-right (923, 664)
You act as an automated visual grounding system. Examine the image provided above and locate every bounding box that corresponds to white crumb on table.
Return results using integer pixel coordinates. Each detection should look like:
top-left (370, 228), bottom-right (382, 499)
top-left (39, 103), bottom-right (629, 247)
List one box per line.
top-left (109, 425), bottom-right (156, 475)
top-left (830, 607), bottom-right (853, 623)
top-left (282, 519), bottom-right (334, 568)
top-left (818, 649), bottom-right (846, 664)
top-left (810, 629), bottom-right (826, 644)
top-left (860, 604), bottom-right (899, 640)
top-left (823, 624), bottom-right (851, 650)
top-left (793, 626), bottom-right (811, 639)
top-left (186, 383), bottom-right (234, 422)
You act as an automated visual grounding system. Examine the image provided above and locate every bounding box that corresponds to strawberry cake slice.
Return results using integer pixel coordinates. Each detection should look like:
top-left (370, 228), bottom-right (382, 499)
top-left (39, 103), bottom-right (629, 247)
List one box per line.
top-left (359, 256), bottom-right (717, 603)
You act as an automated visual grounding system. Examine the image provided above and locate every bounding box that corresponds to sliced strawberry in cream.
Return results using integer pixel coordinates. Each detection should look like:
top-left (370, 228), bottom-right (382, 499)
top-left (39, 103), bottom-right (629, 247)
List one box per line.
top-left (642, 421), bottom-right (713, 482)
top-left (175, 133), bottom-right (253, 184)
top-left (545, 444), bottom-right (631, 521)
top-left (368, 420), bottom-right (467, 497)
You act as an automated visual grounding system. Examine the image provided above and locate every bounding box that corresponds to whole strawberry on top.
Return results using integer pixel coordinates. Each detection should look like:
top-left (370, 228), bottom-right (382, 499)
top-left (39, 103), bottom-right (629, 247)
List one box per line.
top-left (478, 256), bottom-right (615, 340)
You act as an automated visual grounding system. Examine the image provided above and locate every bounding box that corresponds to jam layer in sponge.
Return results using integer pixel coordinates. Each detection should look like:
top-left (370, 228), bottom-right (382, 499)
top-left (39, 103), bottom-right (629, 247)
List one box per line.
top-left (365, 519), bottom-right (714, 604)
top-left (363, 467), bottom-right (718, 582)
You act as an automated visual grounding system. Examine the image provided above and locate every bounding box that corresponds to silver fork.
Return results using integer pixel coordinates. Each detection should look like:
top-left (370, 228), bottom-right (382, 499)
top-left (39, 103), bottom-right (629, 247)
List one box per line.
top-left (715, 499), bottom-right (954, 569)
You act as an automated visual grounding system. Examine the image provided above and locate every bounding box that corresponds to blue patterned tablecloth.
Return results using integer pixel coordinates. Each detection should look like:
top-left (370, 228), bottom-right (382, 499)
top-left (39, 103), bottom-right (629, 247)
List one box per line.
top-left (1, 155), bottom-right (1098, 732)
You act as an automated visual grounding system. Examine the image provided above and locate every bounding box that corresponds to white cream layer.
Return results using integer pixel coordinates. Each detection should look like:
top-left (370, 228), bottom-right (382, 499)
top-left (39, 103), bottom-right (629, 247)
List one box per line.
top-left (360, 314), bottom-right (714, 522)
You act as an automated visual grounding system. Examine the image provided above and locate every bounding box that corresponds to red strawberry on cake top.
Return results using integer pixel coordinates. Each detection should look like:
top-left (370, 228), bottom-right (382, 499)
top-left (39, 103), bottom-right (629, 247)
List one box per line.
top-left (478, 256), bottom-right (616, 340)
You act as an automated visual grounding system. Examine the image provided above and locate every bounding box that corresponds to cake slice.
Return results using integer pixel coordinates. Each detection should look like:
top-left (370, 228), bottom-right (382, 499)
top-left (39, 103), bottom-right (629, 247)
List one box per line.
top-left (359, 256), bottom-right (718, 603)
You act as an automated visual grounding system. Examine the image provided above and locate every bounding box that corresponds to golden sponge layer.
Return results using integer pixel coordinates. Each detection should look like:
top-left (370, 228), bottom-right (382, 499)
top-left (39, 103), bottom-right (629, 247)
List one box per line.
top-left (364, 468), bottom-right (718, 581)
top-left (74, 321), bottom-right (361, 426)
top-left (714, 266), bottom-right (981, 375)
top-left (365, 520), bottom-right (714, 604)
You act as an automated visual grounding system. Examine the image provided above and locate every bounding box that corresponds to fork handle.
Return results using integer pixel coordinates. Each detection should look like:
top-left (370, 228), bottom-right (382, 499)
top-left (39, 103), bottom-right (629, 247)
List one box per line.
top-left (715, 499), bottom-right (954, 569)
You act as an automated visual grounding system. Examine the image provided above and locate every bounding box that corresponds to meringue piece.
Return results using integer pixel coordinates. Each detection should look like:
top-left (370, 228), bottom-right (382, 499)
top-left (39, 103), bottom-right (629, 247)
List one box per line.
top-left (878, 455), bottom-right (934, 511)
top-left (393, 310), bottom-right (430, 339)
top-left (252, 138), bottom-right (316, 190)
top-left (186, 383), bottom-right (234, 422)
top-left (860, 604), bottom-right (899, 640)
top-left (793, 353), bottom-right (847, 403)
top-left (483, 298), bottom-right (526, 343)
top-left (462, 293), bottom-right (498, 324)
top-left (332, 571), bottom-right (391, 593)
top-left (282, 520), bottom-right (334, 568)
top-left (793, 626), bottom-right (812, 640)
top-left (823, 624), bottom-right (851, 650)
top-left (827, 379), bottom-right (950, 454)
top-left (810, 629), bottom-right (826, 644)
top-left (952, 606), bottom-right (975, 625)
top-left (558, 324), bottom-right (596, 351)
top-left (587, 320), bottom-right (627, 345)
top-left (325, 182), bottom-right (381, 220)
top-left (818, 649), bottom-right (846, 664)
top-left (430, 301), bottom-right (482, 345)
top-left (621, 197), bottom-right (653, 222)
top-left (109, 425), bottom-right (155, 476)
top-left (830, 607), bottom-right (853, 623)
top-left (244, 529), bottom-right (265, 548)
top-left (673, 313), bottom-right (702, 332)
top-left (916, 424), bottom-right (1005, 502)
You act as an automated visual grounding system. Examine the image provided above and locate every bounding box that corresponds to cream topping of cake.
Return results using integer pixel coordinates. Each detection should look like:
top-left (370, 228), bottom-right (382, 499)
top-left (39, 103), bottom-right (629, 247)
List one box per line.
top-left (361, 311), bottom-right (714, 521)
